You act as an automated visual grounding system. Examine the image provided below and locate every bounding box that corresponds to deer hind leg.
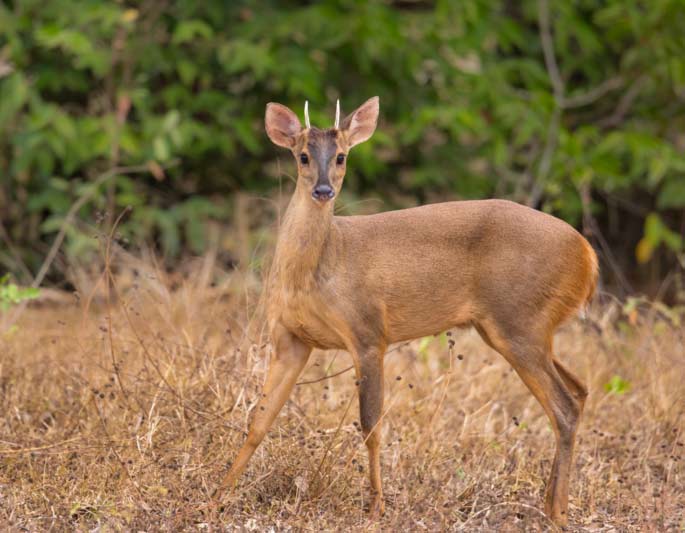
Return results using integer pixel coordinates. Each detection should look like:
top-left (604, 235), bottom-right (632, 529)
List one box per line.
top-left (217, 324), bottom-right (311, 496)
top-left (353, 343), bottom-right (387, 516)
top-left (475, 320), bottom-right (583, 526)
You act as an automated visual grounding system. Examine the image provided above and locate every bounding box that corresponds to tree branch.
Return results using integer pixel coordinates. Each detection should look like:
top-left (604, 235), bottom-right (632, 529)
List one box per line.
top-left (529, 0), bottom-right (564, 207)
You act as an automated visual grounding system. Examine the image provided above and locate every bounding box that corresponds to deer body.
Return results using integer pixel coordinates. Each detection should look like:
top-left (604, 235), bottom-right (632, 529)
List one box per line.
top-left (219, 97), bottom-right (598, 527)
top-left (270, 195), bottom-right (595, 350)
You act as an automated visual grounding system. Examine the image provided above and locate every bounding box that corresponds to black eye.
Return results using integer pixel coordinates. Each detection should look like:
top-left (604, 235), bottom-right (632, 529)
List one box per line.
top-left (300, 153), bottom-right (309, 165)
top-left (336, 153), bottom-right (345, 165)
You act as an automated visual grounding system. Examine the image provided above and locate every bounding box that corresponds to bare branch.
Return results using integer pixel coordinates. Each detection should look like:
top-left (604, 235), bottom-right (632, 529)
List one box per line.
top-left (538, 0), bottom-right (564, 102)
top-left (296, 365), bottom-right (354, 386)
top-left (563, 76), bottom-right (624, 109)
top-left (528, 106), bottom-right (561, 207)
top-left (598, 75), bottom-right (648, 128)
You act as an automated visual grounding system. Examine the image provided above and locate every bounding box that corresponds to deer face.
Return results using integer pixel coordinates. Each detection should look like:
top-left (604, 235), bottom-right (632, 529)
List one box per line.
top-left (298, 128), bottom-right (346, 202)
top-left (265, 97), bottom-right (379, 205)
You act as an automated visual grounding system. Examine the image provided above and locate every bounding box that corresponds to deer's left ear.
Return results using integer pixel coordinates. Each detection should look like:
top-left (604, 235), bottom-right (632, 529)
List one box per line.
top-left (341, 96), bottom-right (379, 148)
top-left (265, 103), bottom-right (302, 149)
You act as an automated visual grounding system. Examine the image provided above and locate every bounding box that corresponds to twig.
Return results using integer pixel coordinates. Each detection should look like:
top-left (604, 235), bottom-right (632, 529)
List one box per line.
top-left (594, 189), bottom-right (651, 217)
top-left (296, 342), bottom-right (410, 386)
top-left (563, 76), bottom-right (624, 108)
top-left (103, 207), bottom-right (134, 407)
top-left (297, 365), bottom-right (354, 386)
top-left (598, 75), bottom-right (648, 128)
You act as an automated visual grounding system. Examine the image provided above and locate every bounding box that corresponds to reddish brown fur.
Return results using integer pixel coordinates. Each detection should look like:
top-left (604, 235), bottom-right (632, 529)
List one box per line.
top-left (218, 97), bottom-right (599, 526)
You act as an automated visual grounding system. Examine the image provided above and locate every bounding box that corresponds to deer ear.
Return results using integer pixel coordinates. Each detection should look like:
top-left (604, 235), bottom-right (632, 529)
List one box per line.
top-left (341, 96), bottom-right (379, 148)
top-left (265, 103), bottom-right (302, 148)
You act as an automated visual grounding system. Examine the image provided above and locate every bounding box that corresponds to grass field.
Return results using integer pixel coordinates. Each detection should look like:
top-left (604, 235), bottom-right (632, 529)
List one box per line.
top-left (0, 254), bottom-right (683, 531)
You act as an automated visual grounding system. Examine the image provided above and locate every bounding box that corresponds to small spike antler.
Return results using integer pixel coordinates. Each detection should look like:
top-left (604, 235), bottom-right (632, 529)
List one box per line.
top-left (334, 99), bottom-right (340, 129)
top-left (304, 101), bottom-right (311, 129)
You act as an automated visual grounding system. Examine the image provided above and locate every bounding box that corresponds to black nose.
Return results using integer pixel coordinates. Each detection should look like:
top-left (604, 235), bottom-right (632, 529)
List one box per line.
top-left (312, 184), bottom-right (335, 201)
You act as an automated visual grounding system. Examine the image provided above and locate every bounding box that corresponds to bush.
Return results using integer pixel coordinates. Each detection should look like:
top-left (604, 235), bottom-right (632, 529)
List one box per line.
top-left (1, 0), bottom-right (684, 282)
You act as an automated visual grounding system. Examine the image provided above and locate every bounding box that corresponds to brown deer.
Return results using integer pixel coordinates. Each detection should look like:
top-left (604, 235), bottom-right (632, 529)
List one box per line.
top-left (218, 97), bottom-right (598, 526)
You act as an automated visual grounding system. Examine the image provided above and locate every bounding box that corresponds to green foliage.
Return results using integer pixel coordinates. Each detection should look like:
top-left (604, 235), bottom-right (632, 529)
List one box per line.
top-left (1, 0), bottom-right (684, 279)
top-left (0, 274), bottom-right (40, 311)
top-left (636, 213), bottom-right (683, 263)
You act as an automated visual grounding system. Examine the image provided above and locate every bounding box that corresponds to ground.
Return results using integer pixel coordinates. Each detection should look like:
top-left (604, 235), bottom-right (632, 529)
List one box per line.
top-left (0, 258), bottom-right (683, 531)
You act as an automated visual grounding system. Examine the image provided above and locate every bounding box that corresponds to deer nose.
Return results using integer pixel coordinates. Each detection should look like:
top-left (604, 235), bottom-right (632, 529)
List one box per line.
top-left (312, 184), bottom-right (335, 202)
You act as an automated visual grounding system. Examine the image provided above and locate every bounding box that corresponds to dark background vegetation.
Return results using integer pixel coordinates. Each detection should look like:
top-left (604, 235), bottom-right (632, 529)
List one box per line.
top-left (1, 0), bottom-right (684, 297)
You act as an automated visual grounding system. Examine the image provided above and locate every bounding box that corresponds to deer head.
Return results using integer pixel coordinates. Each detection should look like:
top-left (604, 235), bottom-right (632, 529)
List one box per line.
top-left (265, 97), bottom-right (379, 204)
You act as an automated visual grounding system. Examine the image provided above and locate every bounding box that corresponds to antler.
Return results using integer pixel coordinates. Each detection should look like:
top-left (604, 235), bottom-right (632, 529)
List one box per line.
top-left (304, 101), bottom-right (311, 129)
top-left (334, 99), bottom-right (340, 129)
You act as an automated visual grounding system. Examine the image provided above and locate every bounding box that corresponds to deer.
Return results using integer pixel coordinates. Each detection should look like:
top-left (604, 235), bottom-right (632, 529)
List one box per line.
top-left (217, 96), bottom-right (598, 526)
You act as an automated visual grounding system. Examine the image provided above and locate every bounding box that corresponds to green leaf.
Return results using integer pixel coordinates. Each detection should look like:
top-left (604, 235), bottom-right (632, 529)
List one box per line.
top-left (153, 137), bottom-right (170, 162)
top-left (648, 152), bottom-right (670, 187)
top-left (172, 20), bottom-right (214, 45)
top-left (657, 178), bottom-right (685, 209)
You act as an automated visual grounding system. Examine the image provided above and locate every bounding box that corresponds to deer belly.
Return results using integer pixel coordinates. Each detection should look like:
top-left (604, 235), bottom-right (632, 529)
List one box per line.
top-left (384, 288), bottom-right (474, 342)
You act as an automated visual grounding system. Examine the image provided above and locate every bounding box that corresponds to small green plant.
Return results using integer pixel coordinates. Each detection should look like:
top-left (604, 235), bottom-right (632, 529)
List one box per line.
top-left (0, 274), bottom-right (41, 311)
top-left (604, 375), bottom-right (631, 395)
top-left (417, 336), bottom-right (433, 364)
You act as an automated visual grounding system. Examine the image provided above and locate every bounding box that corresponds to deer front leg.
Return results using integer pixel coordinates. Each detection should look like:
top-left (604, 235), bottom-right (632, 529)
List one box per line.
top-left (217, 324), bottom-right (311, 496)
top-left (355, 344), bottom-right (386, 516)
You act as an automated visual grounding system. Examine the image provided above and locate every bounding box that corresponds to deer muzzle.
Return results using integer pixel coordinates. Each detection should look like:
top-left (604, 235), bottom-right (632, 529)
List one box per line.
top-left (312, 183), bottom-right (335, 202)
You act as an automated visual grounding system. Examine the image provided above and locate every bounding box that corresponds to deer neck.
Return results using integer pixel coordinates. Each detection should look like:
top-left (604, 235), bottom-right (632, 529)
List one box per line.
top-left (272, 182), bottom-right (335, 290)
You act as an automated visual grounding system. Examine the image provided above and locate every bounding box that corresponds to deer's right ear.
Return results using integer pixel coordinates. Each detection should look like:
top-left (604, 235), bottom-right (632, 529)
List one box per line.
top-left (265, 103), bottom-right (302, 149)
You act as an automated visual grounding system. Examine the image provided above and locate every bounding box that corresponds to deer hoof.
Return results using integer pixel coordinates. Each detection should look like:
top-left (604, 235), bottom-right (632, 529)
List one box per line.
top-left (369, 494), bottom-right (385, 519)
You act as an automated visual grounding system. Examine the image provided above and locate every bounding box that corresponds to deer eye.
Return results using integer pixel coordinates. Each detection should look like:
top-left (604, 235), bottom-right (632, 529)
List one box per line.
top-left (300, 153), bottom-right (309, 165)
top-left (336, 154), bottom-right (345, 165)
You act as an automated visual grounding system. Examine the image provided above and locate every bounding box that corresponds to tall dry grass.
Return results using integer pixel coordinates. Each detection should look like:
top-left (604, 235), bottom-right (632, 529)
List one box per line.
top-left (0, 251), bottom-right (683, 531)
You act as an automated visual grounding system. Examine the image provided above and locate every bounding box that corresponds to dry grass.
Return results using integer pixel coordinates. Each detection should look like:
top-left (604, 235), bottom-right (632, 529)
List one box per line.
top-left (0, 255), bottom-right (683, 532)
